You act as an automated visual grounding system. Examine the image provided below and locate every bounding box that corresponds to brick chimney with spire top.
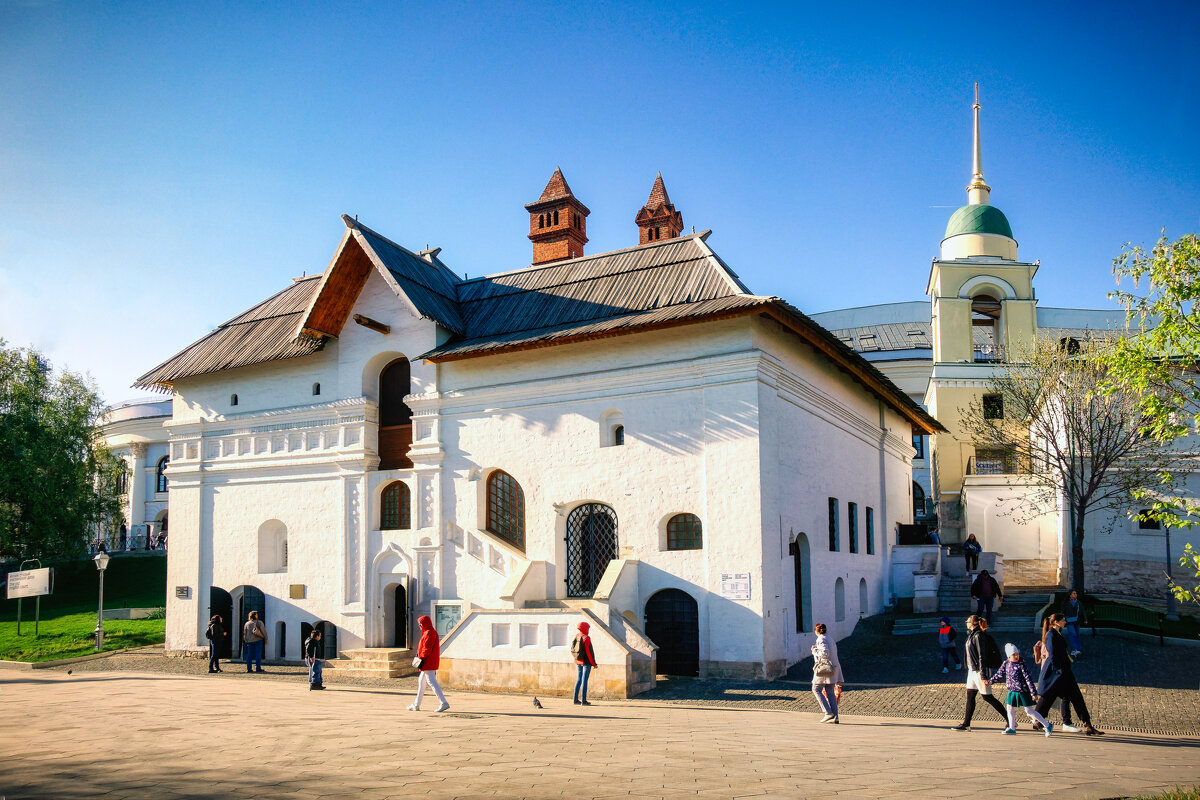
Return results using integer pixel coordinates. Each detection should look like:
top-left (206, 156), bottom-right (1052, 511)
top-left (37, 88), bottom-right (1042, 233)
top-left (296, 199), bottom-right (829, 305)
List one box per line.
top-left (525, 167), bottom-right (590, 265)
top-left (635, 173), bottom-right (683, 244)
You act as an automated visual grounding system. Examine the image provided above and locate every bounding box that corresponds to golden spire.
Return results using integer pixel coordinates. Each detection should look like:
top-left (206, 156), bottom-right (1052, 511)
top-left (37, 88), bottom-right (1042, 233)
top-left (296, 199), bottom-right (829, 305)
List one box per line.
top-left (967, 82), bottom-right (991, 205)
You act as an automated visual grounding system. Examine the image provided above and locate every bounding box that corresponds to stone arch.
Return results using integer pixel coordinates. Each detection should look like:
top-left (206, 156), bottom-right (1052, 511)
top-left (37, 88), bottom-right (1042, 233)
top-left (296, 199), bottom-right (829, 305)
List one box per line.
top-left (644, 588), bottom-right (700, 677)
top-left (257, 519), bottom-right (287, 574)
top-left (599, 409), bottom-right (625, 447)
top-left (858, 578), bottom-right (868, 618)
top-left (957, 274), bottom-right (1017, 300)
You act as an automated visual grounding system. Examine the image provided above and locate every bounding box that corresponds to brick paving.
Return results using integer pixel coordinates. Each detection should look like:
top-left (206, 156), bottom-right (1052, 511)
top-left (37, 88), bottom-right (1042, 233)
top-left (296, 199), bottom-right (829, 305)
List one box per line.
top-left (2, 669), bottom-right (1198, 800)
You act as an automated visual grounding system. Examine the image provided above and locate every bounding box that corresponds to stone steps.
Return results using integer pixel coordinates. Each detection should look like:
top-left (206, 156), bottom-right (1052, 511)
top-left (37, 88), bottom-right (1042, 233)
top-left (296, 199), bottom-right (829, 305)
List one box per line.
top-left (893, 617), bottom-right (1038, 635)
top-left (324, 647), bottom-right (418, 680)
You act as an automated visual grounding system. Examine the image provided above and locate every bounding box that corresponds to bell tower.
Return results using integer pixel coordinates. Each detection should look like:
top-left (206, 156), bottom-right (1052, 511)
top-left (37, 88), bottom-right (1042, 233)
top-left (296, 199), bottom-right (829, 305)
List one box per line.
top-left (525, 167), bottom-right (590, 265)
top-left (635, 173), bottom-right (684, 244)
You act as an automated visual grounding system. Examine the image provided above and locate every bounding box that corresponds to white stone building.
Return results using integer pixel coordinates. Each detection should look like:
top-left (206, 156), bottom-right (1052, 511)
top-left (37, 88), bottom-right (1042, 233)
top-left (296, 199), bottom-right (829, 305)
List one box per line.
top-left (98, 398), bottom-right (173, 551)
top-left (134, 171), bottom-right (940, 691)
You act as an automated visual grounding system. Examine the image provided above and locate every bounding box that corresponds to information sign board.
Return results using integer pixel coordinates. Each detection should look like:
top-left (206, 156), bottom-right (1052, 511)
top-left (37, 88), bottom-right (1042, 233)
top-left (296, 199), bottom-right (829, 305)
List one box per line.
top-left (720, 572), bottom-right (751, 600)
top-left (7, 567), bottom-right (53, 599)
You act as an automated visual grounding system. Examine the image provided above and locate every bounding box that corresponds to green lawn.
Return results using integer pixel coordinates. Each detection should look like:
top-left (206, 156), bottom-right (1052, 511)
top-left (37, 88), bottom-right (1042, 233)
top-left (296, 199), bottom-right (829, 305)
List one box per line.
top-left (1122, 790), bottom-right (1200, 800)
top-left (0, 610), bottom-right (164, 662)
top-left (1, 555), bottom-right (168, 662)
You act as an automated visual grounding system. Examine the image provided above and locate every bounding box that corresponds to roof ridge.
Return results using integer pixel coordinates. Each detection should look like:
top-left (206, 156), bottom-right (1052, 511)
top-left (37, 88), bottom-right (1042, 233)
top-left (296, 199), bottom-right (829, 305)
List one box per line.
top-left (342, 214), bottom-right (460, 284)
top-left (459, 230), bottom-right (714, 285)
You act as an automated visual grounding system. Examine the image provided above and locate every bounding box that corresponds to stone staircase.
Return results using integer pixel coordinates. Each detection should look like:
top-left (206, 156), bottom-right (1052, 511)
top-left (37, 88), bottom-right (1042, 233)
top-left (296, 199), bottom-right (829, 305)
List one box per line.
top-left (936, 575), bottom-right (974, 612)
top-left (323, 648), bottom-right (419, 680)
top-left (895, 581), bottom-right (1058, 636)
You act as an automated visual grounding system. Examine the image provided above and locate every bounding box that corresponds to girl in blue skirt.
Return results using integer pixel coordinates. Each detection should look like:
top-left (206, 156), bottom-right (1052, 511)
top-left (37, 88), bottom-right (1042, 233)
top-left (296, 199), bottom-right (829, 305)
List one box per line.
top-left (990, 643), bottom-right (1053, 736)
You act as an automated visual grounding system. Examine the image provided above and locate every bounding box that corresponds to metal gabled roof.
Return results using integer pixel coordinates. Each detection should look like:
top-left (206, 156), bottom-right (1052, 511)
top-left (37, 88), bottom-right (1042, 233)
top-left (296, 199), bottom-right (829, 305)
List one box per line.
top-left (134, 275), bottom-right (325, 391)
top-left (354, 226), bottom-right (465, 334)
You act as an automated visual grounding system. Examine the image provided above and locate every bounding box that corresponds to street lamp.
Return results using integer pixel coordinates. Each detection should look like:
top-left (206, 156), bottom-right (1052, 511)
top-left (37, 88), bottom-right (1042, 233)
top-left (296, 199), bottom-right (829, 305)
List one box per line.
top-left (93, 551), bottom-right (111, 651)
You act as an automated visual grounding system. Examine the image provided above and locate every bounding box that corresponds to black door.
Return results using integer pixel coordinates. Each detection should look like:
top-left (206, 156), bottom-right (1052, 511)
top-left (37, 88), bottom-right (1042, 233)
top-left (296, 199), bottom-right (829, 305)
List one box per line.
top-left (300, 622), bottom-right (313, 658)
top-left (315, 621), bottom-right (337, 660)
top-left (645, 588), bottom-right (699, 677)
top-left (238, 586), bottom-right (265, 659)
top-left (565, 503), bottom-right (618, 597)
top-left (209, 587), bottom-right (233, 660)
top-left (394, 585), bottom-right (407, 649)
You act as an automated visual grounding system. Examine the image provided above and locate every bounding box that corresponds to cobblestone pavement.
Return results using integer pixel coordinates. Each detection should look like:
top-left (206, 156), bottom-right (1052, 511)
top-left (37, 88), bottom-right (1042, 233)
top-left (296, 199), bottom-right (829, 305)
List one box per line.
top-left (48, 613), bottom-right (1200, 735)
top-left (3, 669), bottom-right (1198, 800)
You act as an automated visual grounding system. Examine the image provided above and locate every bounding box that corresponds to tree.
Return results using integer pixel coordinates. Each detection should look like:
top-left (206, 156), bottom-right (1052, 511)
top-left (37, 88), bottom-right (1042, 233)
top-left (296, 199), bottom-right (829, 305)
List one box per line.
top-left (960, 335), bottom-right (1183, 595)
top-left (1109, 231), bottom-right (1200, 604)
top-left (0, 340), bottom-right (123, 561)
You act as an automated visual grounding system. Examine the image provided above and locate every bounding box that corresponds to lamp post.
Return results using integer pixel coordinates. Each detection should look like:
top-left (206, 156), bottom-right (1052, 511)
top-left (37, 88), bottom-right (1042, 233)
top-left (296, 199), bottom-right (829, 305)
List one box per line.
top-left (93, 551), bottom-right (111, 651)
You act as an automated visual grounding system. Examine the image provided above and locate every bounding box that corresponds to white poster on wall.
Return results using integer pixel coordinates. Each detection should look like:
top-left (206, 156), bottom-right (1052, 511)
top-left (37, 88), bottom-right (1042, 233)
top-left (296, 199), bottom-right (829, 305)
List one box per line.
top-left (720, 572), bottom-right (751, 600)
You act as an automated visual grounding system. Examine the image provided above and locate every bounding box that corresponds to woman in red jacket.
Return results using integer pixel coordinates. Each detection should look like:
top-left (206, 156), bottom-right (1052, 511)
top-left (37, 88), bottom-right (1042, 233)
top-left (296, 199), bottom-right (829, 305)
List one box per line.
top-left (407, 615), bottom-right (450, 712)
top-left (571, 621), bottom-right (598, 705)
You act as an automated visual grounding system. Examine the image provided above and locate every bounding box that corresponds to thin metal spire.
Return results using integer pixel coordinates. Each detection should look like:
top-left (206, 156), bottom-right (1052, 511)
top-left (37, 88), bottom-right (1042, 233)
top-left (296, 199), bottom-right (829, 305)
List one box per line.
top-left (967, 82), bottom-right (991, 204)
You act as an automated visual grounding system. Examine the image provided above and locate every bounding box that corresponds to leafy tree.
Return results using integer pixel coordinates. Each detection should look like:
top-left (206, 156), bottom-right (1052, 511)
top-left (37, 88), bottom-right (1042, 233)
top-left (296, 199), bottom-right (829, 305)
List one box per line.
top-left (0, 340), bottom-right (123, 561)
top-left (960, 336), bottom-right (1183, 595)
top-left (1109, 231), bottom-right (1200, 605)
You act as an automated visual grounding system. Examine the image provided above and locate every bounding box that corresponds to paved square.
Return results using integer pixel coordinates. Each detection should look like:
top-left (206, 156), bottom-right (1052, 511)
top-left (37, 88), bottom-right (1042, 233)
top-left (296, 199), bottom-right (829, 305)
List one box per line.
top-left (2, 670), bottom-right (1198, 799)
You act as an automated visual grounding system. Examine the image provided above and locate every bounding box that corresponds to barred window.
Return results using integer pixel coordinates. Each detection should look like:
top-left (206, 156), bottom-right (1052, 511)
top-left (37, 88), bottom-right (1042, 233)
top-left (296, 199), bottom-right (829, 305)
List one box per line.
top-left (156, 456), bottom-right (169, 493)
top-left (380, 481), bottom-right (411, 530)
top-left (667, 513), bottom-right (703, 550)
top-left (487, 470), bottom-right (525, 550)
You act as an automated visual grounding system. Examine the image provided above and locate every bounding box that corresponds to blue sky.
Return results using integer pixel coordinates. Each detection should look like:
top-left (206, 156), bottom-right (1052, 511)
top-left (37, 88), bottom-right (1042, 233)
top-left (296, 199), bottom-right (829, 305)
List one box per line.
top-left (2, 1), bottom-right (1197, 403)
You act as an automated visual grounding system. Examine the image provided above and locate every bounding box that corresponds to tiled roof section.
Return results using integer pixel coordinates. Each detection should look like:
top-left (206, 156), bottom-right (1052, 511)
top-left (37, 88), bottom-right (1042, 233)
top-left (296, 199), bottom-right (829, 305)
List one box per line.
top-left (829, 322), bottom-right (933, 353)
top-left (646, 173), bottom-right (670, 206)
top-left (424, 293), bottom-right (773, 360)
top-left (355, 226), bottom-right (466, 333)
top-left (134, 276), bottom-right (325, 391)
top-left (429, 233), bottom-right (742, 352)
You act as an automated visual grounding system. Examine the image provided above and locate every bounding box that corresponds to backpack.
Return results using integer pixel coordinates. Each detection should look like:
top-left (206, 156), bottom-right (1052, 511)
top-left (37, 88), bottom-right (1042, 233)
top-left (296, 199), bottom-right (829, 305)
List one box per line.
top-left (981, 633), bottom-right (1004, 671)
top-left (1033, 639), bottom-right (1046, 665)
top-left (570, 634), bottom-right (585, 661)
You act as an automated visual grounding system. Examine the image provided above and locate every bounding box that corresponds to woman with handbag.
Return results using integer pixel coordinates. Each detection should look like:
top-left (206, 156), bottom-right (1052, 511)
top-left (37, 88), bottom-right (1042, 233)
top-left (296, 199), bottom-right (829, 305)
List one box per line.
top-left (407, 615), bottom-right (450, 712)
top-left (811, 622), bottom-right (844, 724)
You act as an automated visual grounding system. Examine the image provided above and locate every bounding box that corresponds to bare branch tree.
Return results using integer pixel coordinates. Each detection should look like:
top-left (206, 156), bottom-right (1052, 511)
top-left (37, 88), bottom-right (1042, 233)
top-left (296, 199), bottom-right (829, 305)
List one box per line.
top-left (959, 335), bottom-right (1186, 594)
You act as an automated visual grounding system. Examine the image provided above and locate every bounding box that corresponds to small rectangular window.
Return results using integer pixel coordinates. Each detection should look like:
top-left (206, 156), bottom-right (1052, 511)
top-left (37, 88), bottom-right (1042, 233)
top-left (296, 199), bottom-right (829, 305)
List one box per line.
top-left (848, 502), bottom-right (858, 554)
top-left (1137, 510), bottom-right (1162, 530)
top-left (865, 507), bottom-right (875, 555)
top-left (983, 393), bottom-right (1004, 420)
top-left (911, 434), bottom-right (924, 460)
top-left (828, 498), bottom-right (839, 552)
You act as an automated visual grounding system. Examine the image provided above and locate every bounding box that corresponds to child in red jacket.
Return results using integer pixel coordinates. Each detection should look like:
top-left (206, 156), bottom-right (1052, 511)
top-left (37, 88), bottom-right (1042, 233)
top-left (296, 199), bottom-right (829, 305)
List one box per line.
top-left (408, 615), bottom-right (450, 712)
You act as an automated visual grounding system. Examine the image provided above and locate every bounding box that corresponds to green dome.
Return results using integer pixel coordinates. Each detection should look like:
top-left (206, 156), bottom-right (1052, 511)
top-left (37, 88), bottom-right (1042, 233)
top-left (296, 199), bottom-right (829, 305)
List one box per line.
top-left (944, 204), bottom-right (1013, 240)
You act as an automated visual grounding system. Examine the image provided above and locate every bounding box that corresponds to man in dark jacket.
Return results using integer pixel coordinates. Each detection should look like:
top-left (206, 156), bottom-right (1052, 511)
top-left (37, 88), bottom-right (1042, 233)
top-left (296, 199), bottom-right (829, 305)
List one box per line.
top-left (970, 570), bottom-right (1003, 622)
top-left (205, 615), bottom-right (225, 673)
top-left (304, 629), bottom-right (325, 690)
top-left (951, 615), bottom-right (1007, 731)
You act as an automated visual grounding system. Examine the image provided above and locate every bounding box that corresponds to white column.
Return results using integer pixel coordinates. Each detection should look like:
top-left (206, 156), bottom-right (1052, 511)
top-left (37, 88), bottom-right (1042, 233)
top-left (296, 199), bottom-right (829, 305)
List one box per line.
top-left (129, 443), bottom-right (147, 549)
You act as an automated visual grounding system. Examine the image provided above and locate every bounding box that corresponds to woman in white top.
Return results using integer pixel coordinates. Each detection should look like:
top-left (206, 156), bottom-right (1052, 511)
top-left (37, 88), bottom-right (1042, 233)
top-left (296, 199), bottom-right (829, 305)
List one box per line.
top-left (811, 622), bottom-right (845, 723)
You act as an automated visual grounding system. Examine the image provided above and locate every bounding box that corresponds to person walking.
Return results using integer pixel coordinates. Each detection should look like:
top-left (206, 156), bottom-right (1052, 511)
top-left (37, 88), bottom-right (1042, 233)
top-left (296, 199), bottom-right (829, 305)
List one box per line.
top-left (1061, 590), bottom-right (1084, 657)
top-left (408, 615), bottom-right (449, 712)
top-left (205, 615), bottom-right (225, 673)
top-left (304, 628), bottom-right (325, 690)
top-left (571, 621), bottom-right (598, 705)
top-left (963, 534), bottom-right (982, 573)
top-left (811, 622), bottom-right (844, 724)
top-left (990, 643), bottom-right (1053, 735)
top-left (970, 569), bottom-right (1003, 622)
top-left (1035, 613), bottom-right (1104, 736)
top-left (952, 615), bottom-right (1008, 731)
top-left (937, 617), bottom-right (962, 674)
top-left (242, 611), bottom-right (267, 673)
top-left (1031, 617), bottom-right (1082, 734)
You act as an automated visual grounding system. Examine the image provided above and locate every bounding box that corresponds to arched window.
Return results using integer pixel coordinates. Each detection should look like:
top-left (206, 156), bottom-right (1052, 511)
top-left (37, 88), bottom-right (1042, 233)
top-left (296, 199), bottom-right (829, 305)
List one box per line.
top-left (486, 470), bottom-right (525, 550)
top-left (257, 520), bottom-right (288, 573)
top-left (971, 294), bottom-right (1002, 362)
top-left (859, 578), bottom-right (868, 616)
top-left (600, 410), bottom-right (625, 447)
top-left (380, 481), bottom-right (411, 530)
top-left (666, 513), bottom-right (702, 550)
top-left (912, 482), bottom-right (926, 518)
top-left (612, 425), bottom-right (624, 446)
top-left (312, 382), bottom-right (321, 396)
top-left (553, 210), bottom-right (559, 225)
top-left (378, 357), bottom-right (413, 470)
top-left (116, 463), bottom-right (128, 494)
top-left (156, 456), bottom-right (169, 493)
top-left (539, 214), bottom-right (545, 228)
top-left (230, 393), bottom-right (238, 406)
top-left (835, 577), bottom-right (846, 622)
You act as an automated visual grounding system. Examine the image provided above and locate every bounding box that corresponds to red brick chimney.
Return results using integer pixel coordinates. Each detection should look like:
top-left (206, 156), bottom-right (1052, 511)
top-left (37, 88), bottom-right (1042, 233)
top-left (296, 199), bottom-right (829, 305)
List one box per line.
top-left (635, 172), bottom-right (683, 244)
top-left (525, 167), bottom-right (590, 265)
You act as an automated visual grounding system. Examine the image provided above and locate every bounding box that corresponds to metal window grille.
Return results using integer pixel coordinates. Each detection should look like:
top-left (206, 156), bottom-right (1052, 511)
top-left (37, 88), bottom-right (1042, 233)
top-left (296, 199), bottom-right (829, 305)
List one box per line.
top-left (156, 457), bottom-right (169, 493)
top-left (666, 513), bottom-right (703, 550)
top-left (828, 498), bottom-right (839, 552)
top-left (566, 503), bottom-right (618, 597)
top-left (487, 470), bottom-right (525, 550)
top-left (381, 481), bottom-right (411, 530)
top-left (865, 507), bottom-right (875, 555)
top-left (848, 502), bottom-right (858, 554)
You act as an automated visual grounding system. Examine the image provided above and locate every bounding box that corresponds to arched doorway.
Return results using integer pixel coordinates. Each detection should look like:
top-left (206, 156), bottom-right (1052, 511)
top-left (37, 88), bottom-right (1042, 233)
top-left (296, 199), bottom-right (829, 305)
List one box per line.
top-left (300, 621), bottom-right (313, 658)
top-left (644, 589), bottom-right (699, 677)
top-left (789, 533), bottom-right (811, 633)
top-left (314, 621), bottom-right (338, 660)
top-left (236, 585), bottom-right (265, 660)
top-left (565, 503), bottom-right (618, 598)
top-left (378, 358), bottom-right (413, 469)
top-left (382, 583), bottom-right (408, 648)
top-left (912, 482), bottom-right (926, 518)
top-left (209, 587), bottom-right (233, 659)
